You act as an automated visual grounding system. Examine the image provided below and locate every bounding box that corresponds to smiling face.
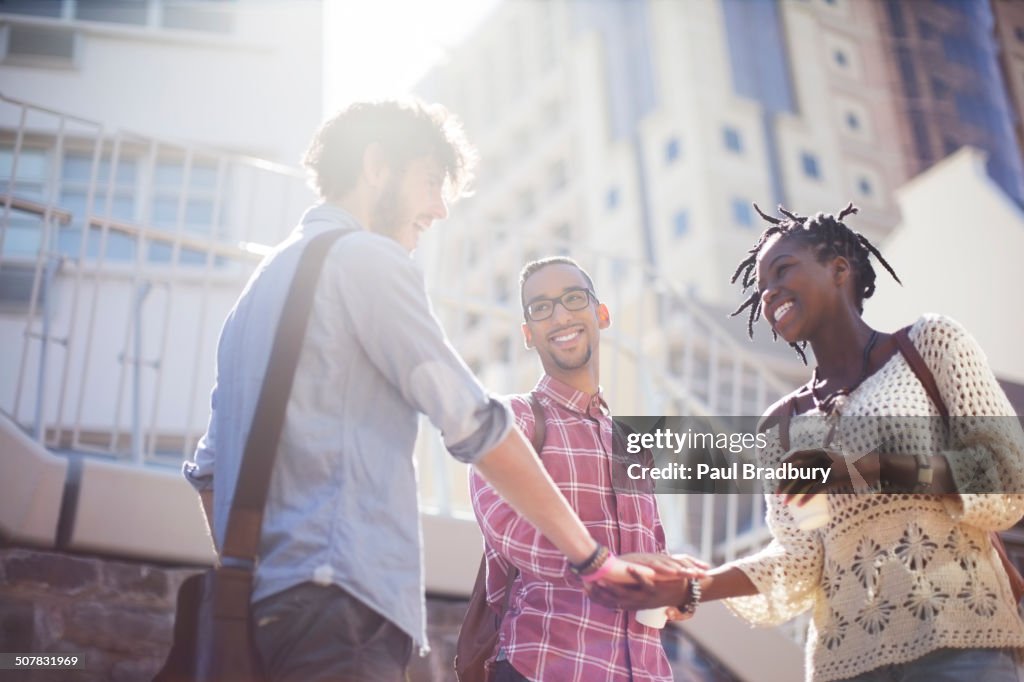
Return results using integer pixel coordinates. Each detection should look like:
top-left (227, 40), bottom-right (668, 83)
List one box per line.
top-left (756, 234), bottom-right (852, 344)
top-left (521, 263), bottom-right (610, 381)
top-left (370, 155), bottom-right (449, 252)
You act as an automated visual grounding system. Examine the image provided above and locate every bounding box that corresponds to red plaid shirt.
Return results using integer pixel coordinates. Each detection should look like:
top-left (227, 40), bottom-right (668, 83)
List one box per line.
top-left (469, 375), bottom-right (672, 681)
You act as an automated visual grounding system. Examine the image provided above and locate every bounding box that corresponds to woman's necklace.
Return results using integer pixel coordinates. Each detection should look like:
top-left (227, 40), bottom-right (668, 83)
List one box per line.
top-left (810, 329), bottom-right (879, 419)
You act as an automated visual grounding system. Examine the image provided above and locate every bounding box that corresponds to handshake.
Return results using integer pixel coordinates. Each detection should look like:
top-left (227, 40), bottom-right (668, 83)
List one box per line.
top-left (585, 552), bottom-right (711, 625)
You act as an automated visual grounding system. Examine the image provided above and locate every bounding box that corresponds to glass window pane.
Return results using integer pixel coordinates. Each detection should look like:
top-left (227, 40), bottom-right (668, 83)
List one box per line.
top-left (75, 0), bottom-right (148, 26)
top-left (0, 0), bottom-right (63, 18)
top-left (1, 148), bottom-right (49, 181)
top-left (154, 161), bottom-right (183, 188)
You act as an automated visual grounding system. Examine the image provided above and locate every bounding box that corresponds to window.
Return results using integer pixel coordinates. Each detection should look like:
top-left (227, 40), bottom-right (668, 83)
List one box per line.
top-left (0, 146), bottom-right (50, 256)
top-left (665, 137), bottom-right (681, 164)
top-left (606, 186), bottom-right (620, 211)
top-left (5, 0), bottom-right (235, 34)
top-left (723, 127), bottom-right (743, 153)
top-left (60, 150), bottom-right (139, 260)
top-left (801, 152), bottom-right (821, 180)
top-left (731, 199), bottom-right (753, 227)
top-left (845, 112), bottom-right (860, 131)
top-left (0, 1), bottom-right (63, 18)
top-left (611, 258), bottom-right (627, 281)
top-left (147, 156), bottom-right (222, 264)
top-left (672, 210), bottom-right (689, 238)
top-left (857, 177), bottom-right (872, 197)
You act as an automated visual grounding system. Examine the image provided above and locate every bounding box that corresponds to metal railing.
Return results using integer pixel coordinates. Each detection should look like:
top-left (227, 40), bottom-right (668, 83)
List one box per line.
top-left (0, 93), bottom-right (803, 649)
top-left (0, 92), bottom-right (313, 464)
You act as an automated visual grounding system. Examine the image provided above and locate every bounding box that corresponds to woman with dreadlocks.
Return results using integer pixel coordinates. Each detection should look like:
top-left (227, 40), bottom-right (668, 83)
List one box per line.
top-left (592, 204), bottom-right (1024, 680)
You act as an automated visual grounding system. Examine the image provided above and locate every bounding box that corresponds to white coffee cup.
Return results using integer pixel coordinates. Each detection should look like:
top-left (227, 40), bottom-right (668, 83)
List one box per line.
top-left (789, 493), bottom-right (830, 531)
top-left (635, 607), bottom-right (669, 629)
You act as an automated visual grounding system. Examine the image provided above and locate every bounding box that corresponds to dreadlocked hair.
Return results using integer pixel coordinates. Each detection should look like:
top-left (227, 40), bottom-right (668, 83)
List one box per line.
top-left (728, 202), bottom-right (901, 364)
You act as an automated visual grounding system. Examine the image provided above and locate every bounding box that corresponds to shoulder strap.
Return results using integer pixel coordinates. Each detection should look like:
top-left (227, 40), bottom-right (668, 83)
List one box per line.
top-left (761, 389), bottom-right (806, 453)
top-left (527, 391), bottom-right (546, 455)
top-left (893, 326), bottom-right (950, 429)
top-left (221, 229), bottom-right (349, 562)
top-left (488, 392), bottom-right (547, 615)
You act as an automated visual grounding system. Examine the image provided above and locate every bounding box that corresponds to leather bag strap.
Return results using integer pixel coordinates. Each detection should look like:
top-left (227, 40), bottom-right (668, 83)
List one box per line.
top-left (493, 392), bottom-right (547, 615)
top-left (221, 229), bottom-right (350, 562)
top-left (893, 325), bottom-right (950, 428)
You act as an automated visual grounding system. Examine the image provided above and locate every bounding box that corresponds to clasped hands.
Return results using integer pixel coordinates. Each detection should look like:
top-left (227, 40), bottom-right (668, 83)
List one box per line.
top-left (584, 552), bottom-right (709, 622)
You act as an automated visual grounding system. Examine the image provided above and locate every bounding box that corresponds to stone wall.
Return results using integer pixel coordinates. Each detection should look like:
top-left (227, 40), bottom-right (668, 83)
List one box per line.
top-left (0, 546), bottom-right (474, 681)
top-left (0, 546), bottom-right (736, 681)
top-left (0, 547), bottom-right (194, 681)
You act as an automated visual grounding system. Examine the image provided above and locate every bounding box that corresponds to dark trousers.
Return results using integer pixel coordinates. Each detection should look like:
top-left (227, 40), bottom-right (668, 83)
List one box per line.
top-left (492, 660), bottom-right (531, 682)
top-left (252, 582), bottom-right (412, 682)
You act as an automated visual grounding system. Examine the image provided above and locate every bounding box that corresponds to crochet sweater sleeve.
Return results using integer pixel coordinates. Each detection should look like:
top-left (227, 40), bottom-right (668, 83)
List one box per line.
top-left (912, 314), bottom-right (1024, 530)
top-left (722, 431), bottom-right (825, 626)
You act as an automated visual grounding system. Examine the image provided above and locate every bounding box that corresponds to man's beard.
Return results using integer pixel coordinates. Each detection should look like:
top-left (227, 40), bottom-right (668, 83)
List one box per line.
top-left (369, 174), bottom-right (405, 237)
top-left (552, 344), bottom-right (592, 371)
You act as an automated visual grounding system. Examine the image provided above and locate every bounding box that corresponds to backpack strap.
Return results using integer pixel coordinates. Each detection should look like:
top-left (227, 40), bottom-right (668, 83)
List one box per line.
top-left (893, 326), bottom-right (949, 429)
top-left (492, 392), bottom-right (547, 616)
top-left (527, 391), bottom-right (546, 455)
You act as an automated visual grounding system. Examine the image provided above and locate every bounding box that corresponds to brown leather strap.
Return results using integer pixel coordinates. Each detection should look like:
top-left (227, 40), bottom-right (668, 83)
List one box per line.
top-left (893, 326), bottom-right (950, 429)
top-left (527, 392), bottom-right (546, 455)
top-left (489, 393), bottom-right (547, 619)
top-left (221, 229), bottom-right (350, 562)
top-left (893, 326), bottom-right (1023, 601)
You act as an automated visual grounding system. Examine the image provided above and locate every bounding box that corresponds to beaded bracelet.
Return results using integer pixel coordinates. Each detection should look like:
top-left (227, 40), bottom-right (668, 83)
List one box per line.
top-left (580, 553), bottom-right (620, 584)
top-left (678, 578), bottom-right (702, 615)
top-left (569, 544), bottom-right (608, 577)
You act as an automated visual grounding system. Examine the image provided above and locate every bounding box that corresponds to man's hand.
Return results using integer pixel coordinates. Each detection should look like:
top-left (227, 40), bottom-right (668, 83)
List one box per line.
top-left (585, 554), bottom-right (708, 613)
top-left (591, 551), bottom-right (697, 588)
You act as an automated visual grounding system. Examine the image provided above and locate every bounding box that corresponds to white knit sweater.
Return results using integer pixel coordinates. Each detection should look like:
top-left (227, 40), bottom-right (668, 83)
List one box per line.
top-left (724, 314), bottom-right (1024, 681)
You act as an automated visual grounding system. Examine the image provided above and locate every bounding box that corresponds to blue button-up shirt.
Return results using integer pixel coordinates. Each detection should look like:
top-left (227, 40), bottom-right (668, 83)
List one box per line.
top-left (184, 204), bottom-right (512, 650)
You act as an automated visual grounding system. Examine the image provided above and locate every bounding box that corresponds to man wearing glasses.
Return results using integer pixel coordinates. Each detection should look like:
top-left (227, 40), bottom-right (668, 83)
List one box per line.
top-left (470, 257), bottom-right (696, 681)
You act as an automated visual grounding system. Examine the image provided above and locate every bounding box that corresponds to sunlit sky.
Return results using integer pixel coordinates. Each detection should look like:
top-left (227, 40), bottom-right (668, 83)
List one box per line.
top-left (323, 0), bottom-right (502, 114)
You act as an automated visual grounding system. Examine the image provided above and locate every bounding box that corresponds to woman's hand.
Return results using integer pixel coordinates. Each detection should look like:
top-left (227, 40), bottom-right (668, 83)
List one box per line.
top-left (585, 554), bottom-right (708, 612)
top-left (777, 447), bottom-right (880, 505)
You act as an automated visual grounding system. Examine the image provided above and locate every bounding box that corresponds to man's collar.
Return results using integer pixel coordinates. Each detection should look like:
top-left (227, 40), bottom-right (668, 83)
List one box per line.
top-left (297, 203), bottom-right (363, 234)
top-left (534, 374), bottom-right (608, 418)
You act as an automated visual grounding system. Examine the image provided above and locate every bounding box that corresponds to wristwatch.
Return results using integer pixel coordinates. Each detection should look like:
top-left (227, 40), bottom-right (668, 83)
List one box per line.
top-left (912, 453), bottom-right (933, 493)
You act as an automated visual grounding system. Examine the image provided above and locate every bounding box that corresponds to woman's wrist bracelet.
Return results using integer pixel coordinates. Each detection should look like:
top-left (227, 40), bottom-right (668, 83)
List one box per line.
top-left (580, 553), bottom-right (620, 584)
top-left (569, 544), bottom-right (608, 577)
top-left (678, 578), bottom-right (703, 615)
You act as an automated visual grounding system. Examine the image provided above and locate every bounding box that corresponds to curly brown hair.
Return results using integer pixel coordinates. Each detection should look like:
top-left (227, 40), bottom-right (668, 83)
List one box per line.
top-left (302, 98), bottom-right (477, 202)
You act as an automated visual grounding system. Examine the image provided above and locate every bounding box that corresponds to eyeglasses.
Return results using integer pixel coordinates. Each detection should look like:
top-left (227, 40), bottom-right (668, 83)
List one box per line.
top-left (524, 288), bottom-right (596, 321)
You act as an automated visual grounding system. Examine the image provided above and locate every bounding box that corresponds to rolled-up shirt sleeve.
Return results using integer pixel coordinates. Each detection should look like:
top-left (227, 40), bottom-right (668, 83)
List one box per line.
top-left (469, 397), bottom-right (570, 580)
top-left (335, 235), bottom-right (511, 463)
